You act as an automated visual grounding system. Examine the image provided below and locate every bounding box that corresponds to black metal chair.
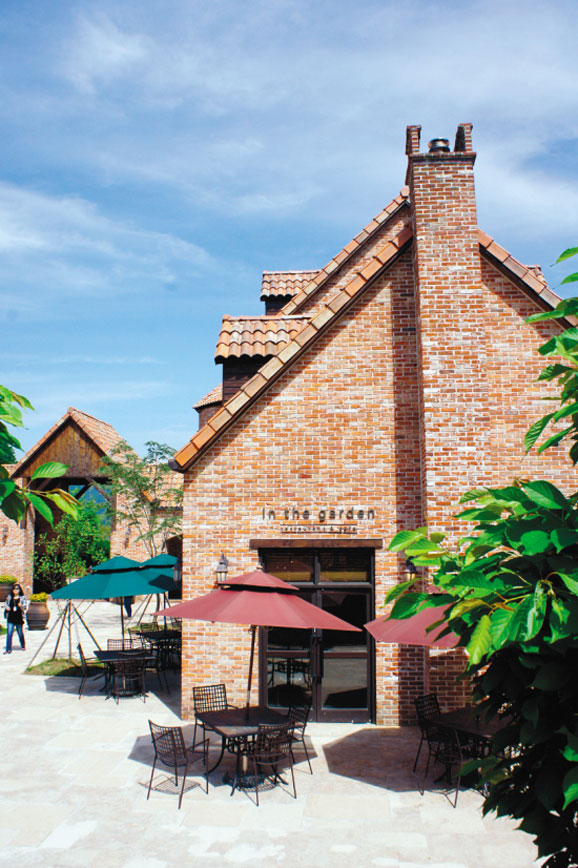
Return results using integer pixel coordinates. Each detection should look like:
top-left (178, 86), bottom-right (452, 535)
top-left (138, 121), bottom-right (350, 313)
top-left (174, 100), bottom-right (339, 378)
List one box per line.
top-left (148, 721), bottom-right (209, 808)
top-left (143, 641), bottom-right (170, 693)
top-left (192, 683), bottom-right (237, 748)
top-left (109, 657), bottom-right (147, 704)
top-left (287, 702), bottom-right (313, 773)
top-left (413, 693), bottom-right (441, 772)
top-left (107, 638), bottom-right (144, 651)
top-left (421, 722), bottom-right (464, 807)
top-left (77, 643), bottom-right (106, 699)
top-left (230, 721), bottom-right (296, 806)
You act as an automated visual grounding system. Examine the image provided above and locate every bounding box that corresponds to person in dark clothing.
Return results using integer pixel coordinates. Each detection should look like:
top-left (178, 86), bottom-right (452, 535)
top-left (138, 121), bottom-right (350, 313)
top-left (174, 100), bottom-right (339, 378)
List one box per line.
top-left (4, 584), bottom-right (27, 654)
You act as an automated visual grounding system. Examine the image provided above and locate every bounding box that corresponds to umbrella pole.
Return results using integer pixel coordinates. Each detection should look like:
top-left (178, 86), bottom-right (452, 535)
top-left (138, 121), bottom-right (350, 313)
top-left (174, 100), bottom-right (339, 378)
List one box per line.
top-left (245, 625), bottom-right (257, 717)
top-left (121, 602), bottom-right (125, 640)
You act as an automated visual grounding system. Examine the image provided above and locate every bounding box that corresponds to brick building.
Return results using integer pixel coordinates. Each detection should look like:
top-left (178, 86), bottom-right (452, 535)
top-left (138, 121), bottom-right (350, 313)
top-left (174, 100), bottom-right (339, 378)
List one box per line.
top-left (170, 123), bottom-right (572, 727)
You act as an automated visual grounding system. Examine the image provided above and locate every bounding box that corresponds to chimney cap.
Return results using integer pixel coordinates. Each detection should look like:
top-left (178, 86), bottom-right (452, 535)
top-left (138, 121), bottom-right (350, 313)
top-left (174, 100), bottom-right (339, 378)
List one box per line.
top-left (428, 138), bottom-right (450, 154)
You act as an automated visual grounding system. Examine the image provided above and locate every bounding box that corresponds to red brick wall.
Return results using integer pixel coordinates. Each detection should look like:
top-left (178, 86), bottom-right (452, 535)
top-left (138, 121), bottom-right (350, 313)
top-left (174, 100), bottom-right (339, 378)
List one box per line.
top-left (182, 251), bottom-right (422, 725)
top-left (0, 509), bottom-right (34, 595)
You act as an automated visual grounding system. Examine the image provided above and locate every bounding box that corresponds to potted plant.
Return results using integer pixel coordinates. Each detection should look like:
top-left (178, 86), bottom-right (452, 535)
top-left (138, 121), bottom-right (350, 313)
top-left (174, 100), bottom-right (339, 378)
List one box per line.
top-left (0, 575), bottom-right (19, 603)
top-left (26, 593), bottom-right (50, 630)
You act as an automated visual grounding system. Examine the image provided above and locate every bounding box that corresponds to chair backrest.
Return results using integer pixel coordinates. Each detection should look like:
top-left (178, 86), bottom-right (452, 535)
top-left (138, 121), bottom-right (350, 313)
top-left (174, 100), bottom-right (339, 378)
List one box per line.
top-left (414, 693), bottom-right (440, 723)
top-left (193, 683), bottom-right (229, 714)
top-left (287, 703), bottom-right (311, 735)
top-left (254, 722), bottom-right (294, 761)
top-left (424, 722), bottom-right (463, 761)
top-left (149, 720), bottom-right (187, 766)
top-left (108, 638), bottom-right (142, 651)
top-left (114, 657), bottom-right (146, 676)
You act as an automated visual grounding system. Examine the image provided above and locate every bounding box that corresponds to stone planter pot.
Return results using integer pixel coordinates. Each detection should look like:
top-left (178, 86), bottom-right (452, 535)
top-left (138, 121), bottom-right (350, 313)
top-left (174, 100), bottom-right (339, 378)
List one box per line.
top-left (26, 600), bottom-right (50, 630)
top-left (0, 583), bottom-right (17, 603)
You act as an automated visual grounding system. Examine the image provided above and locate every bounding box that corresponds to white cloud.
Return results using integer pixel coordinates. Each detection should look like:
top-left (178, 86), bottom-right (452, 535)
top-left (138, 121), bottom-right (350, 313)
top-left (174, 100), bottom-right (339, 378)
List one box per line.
top-left (61, 14), bottom-right (150, 94)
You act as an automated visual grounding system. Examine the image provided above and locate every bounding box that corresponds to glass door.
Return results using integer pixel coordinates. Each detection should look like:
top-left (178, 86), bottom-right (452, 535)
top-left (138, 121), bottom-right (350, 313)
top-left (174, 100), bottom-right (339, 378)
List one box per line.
top-left (259, 549), bottom-right (374, 723)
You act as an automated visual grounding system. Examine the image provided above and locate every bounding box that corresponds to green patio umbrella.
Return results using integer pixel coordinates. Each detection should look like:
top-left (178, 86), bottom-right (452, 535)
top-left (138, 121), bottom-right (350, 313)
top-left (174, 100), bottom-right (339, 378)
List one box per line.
top-left (52, 555), bottom-right (178, 636)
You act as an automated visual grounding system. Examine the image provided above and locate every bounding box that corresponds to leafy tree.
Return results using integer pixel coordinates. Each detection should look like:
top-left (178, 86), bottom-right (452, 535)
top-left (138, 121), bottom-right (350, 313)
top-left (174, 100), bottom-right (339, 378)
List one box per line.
top-left (99, 440), bottom-right (182, 557)
top-left (524, 246), bottom-right (578, 463)
top-left (385, 249), bottom-right (578, 867)
top-left (0, 386), bottom-right (78, 525)
top-left (34, 499), bottom-right (110, 593)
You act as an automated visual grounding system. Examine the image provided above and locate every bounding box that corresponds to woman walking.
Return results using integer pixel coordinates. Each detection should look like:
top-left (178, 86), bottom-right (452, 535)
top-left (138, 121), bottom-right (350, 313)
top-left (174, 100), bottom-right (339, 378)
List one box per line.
top-left (4, 583), bottom-right (27, 654)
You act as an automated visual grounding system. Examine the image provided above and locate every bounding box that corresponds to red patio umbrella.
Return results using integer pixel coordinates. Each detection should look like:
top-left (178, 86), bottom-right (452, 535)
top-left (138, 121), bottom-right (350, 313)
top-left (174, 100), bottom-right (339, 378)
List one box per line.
top-left (364, 603), bottom-right (459, 648)
top-left (156, 569), bottom-right (360, 708)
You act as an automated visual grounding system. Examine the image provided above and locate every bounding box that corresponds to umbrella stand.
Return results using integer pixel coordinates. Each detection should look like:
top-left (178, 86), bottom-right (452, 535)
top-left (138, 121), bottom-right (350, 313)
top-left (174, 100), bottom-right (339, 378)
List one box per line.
top-left (245, 625), bottom-right (258, 717)
top-left (28, 600), bottom-right (103, 668)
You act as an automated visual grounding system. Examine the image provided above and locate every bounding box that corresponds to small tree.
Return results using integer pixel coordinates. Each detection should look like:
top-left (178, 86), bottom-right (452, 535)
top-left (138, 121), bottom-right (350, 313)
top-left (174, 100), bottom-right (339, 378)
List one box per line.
top-left (99, 440), bottom-right (182, 557)
top-left (34, 499), bottom-right (110, 592)
top-left (0, 386), bottom-right (78, 525)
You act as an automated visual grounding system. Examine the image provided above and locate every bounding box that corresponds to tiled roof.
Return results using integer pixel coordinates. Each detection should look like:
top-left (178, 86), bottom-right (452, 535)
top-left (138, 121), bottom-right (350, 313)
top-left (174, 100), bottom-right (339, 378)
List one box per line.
top-left (260, 271), bottom-right (320, 300)
top-left (477, 230), bottom-right (561, 309)
top-left (194, 384), bottom-right (223, 410)
top-left (279, 189), bottom-right (410, 315)
top-left (215, 315), bottom-right (310, 361)
top-left (173, 224), bottom-right (413, 471)
top-left (11, 407), bottom-right (124, 477)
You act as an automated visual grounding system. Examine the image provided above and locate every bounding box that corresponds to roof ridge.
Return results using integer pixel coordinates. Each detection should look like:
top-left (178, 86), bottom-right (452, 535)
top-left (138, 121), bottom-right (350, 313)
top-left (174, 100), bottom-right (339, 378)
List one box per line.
top-left (278, 189), bottom-right (410, 315)
top-left (11, 407), bottom-right (125, 477)
top-left (263, 270), bottom-right (319, 275)
top-left (175, 223), bottom-right (413, 470)
top-left (477, 229), bottom-right (561, 308)
top-left (221, 314), bottom-right (311, 321)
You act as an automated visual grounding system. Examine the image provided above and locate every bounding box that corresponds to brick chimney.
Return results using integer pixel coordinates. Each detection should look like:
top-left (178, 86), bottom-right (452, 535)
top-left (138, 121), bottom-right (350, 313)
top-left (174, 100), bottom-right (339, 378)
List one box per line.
top-left (406, 123), bottom-right (490, 534)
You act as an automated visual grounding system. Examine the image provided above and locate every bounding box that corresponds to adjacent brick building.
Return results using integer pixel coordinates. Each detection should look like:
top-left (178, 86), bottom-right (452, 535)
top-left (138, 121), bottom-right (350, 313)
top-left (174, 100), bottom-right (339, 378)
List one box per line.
top-left (0, 407), bottom-right (181, 593)
top-left (172, 123), bottom-right (571, 726)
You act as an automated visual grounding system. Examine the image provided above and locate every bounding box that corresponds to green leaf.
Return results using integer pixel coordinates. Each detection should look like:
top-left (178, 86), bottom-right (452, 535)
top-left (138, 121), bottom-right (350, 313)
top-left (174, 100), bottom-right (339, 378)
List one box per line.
top-left (552, 401), bottom-right (578, 422)
top-left (31, 461), bottom-right (68, 480)
top-left (489, 608), bottom-right (514, 650)
top-left (455, 506), bottom-right (504, 521)
top-left (562, 732), bottom-right (578, 762)
top-left (389, 593), bottom-right (428, 619)
top-left (45, 491), bottom-right (79, 518)
top-left (531, 661), bottom-right (569, 690)
top-left (537, 363), bottom-right (573, 381)
top-left (388, 528), bottom-right (428, 552)
top-left (0, 479), bottom-right (16, 503)
top-left (508, 596), bottom-right (546, 642)
top-left (429, 532), bottom-right (445, 544)
top-left (404, 537), bottom-right (444, 555)
top-left (467, 614), bottom-right (492, 665)
top-left (459, 488), bottom-right (488, 504)
top-left (561, 271), bottom-right (578, 285)
top-left (449, 599), bottom-right (485, 619)
top-left (555, 246), bottom-right (578, 263)
top-left (26, 492), bottom-right (54, 526)
top-left (0, 489), bottom-right (25, 522)
top-left (557, 572), bottom-right (578, 594)
top-left (562, 765), bottom-right (578, 809)
top-left (537, 426), bottom-right (573, 453)
top-left (383, 579), bottom-right (418, 605)
top-left (524, 415), bottom-right (554, 452)
top-left (523, 481), bottom-right (570, 510)
top-left (551, 527), bottom-right (578, 552)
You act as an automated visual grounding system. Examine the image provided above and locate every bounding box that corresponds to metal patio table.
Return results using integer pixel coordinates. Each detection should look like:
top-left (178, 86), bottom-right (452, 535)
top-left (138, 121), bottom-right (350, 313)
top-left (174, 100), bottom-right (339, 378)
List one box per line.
top-left (94, 649), bottom-right (154, 698)
top-left (197, 705), bottom-right (287, 773)
top-left (431, 706), bottom-right (510, 742)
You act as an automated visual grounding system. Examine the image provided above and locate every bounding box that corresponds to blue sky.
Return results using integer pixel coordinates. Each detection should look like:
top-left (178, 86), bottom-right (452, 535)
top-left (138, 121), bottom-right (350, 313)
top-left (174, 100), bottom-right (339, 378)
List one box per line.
top-left (3, 0), bottom-right (578, 456)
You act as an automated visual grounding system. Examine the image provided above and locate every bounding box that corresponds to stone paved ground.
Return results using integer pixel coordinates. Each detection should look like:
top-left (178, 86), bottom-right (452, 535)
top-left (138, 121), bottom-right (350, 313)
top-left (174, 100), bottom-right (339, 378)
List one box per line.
top-left (0, 602), bottom-right (541, 867)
